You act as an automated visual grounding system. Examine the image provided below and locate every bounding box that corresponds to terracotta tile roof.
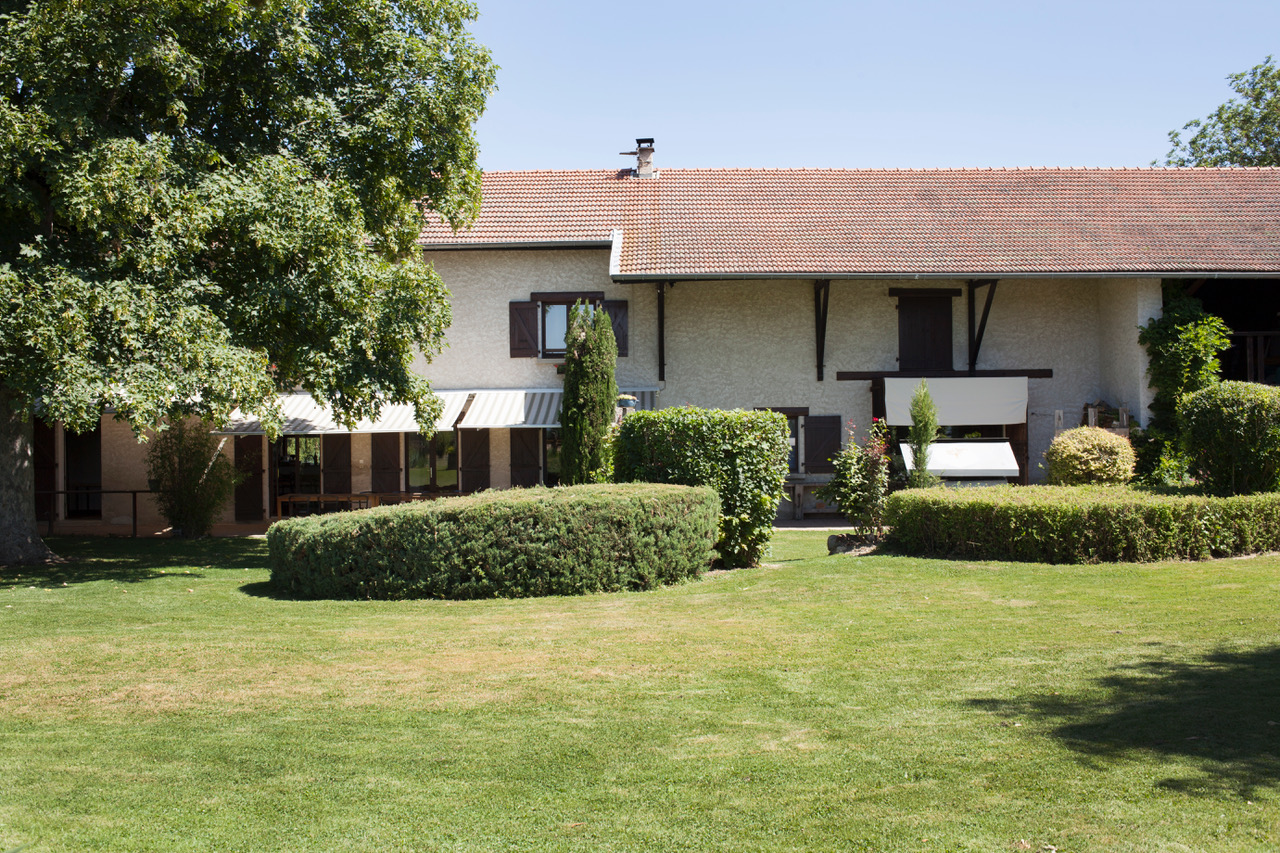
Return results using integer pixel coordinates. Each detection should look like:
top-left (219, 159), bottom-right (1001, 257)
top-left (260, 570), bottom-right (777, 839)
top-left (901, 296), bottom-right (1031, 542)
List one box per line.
top-left (418, 167), bottom-right (1280, 277)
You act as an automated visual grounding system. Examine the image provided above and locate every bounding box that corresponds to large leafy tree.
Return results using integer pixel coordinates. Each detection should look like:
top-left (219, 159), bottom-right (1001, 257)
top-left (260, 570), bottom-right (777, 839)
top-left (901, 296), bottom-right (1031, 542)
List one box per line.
top-left (1163, 56), bottom-right (1280, 166)
top-left (0, 0), bottom-right (495, 563)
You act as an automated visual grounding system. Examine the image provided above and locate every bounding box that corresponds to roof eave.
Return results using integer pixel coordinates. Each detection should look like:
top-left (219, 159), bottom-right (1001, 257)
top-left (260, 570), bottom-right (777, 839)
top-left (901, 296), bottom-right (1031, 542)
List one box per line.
top-left (420, 239), bottom-right (612, 252)
top-left (608, 269), bottom-right (1280, 282)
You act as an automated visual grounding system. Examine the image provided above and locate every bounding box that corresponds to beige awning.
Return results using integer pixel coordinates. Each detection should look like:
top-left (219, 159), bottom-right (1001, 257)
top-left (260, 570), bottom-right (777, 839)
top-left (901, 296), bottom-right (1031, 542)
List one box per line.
top-left (458, 388), bottom-right (657, 429)
top-left (217, 391), bottom-right (470, 435)
top-left (884, 377), bottom-right (1028, 426)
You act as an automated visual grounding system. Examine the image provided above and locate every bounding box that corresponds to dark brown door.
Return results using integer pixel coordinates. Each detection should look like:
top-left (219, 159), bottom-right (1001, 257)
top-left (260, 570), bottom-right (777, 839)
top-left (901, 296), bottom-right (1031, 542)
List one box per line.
top-left (32, 419), bottom-right (55, 522)
top-left (510, 429), bottom-right (542, 487)
top-left (458, 429), bottom-right (490, 492)
top-left (371, 433), bottom-right (400, 492)
top-left (898, 295), bottom-right (953, 371)
top-left (234, 436), bottom-right (265, 521)
top-left (322, 434), bottom-right (351, 494)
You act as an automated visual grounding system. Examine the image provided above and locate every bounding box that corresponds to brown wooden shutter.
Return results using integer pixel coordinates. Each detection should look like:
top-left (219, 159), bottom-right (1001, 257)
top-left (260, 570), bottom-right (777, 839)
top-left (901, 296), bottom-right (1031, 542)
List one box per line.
top-left (803, 416), bottom-right (842, 475)
top-left (898, 295), bottom-right (953, 371)
top-left (370, 433), bottom-right (400, 492)
top-left (510, 301), bottom-right (538, 358)
top-left (322, 434), bottom-right (351, 494)
top-left (234, 436), bottom-right (265, 521)
top-left (510, 429), bottom-right (542, 487)
top-left (459, 429), bottom-right (490, 492)
top-left (603, 300), bottom-right (628, 357)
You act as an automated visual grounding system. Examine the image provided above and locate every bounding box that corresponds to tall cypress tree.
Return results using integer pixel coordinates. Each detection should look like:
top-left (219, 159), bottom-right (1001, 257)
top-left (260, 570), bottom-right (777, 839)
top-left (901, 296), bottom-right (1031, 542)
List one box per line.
top-left (559, 301), bottom-right (619, 485)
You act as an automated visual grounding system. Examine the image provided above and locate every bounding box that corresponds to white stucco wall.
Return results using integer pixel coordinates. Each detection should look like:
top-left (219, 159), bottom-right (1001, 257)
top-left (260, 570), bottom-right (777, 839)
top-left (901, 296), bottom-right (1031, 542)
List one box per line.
top-left (416, 250), bottom-right (1161, 485)
top-left (1096, 278), bottom-right (1163, 424)
top-left (419, 249), bottom-right (658, 390)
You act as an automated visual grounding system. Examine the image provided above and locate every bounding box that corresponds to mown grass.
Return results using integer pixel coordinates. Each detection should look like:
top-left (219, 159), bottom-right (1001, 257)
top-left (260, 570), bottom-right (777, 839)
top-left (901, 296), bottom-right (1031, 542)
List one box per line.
top-left (2, 532), bottom-right (1279, 852)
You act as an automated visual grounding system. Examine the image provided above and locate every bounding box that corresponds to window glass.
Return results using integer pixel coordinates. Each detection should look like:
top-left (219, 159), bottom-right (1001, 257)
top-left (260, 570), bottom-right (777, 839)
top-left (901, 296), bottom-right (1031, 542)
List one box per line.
top-left (543, 429), bottom-right (562, 486)
top-left (542, 303), bottom-right (568, 355)
top-left (276, 435), bottom-right (321, 495)
top-left (406, 430), bottom-right (457, 490)
top-left (406, 433), bottom-right (432, 490)
top-left (434, 431), bottom-right (457, 488)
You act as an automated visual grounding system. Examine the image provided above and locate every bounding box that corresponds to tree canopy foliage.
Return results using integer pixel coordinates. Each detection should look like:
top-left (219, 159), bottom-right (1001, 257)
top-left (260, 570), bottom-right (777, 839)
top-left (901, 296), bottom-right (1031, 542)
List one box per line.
top-left (0, 0), bottom-right (494, 561)
top-left (1163, 57), bottom-right (1280, 167)
top-left (0, 0), bottom-right (494, 433)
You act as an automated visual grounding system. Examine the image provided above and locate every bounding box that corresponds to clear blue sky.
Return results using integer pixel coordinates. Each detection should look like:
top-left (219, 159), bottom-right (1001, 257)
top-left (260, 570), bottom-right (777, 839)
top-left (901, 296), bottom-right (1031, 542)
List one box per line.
top-left (469, 0), bottom-right (1280, 171)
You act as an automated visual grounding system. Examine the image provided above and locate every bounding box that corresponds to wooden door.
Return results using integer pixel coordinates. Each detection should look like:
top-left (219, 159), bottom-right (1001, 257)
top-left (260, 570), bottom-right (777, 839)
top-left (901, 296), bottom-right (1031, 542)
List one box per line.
top-left (458, 429), bottom-right (490, 492)
top-left (510, 429), bottom-right (542, 487)
top-left (322, 434), bottom-right (351, 494)
top-left (370, 433), bottom-right (401, 493)
top-left (234, 436), bottom-right (265, 521)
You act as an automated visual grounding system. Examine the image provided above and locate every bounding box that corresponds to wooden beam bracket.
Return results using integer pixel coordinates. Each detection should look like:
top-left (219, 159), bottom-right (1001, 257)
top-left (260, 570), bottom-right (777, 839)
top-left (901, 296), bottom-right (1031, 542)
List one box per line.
top-left (814, 279), bottom-right (830, 381)
top-left (967, 279), bottom-right (998, 373)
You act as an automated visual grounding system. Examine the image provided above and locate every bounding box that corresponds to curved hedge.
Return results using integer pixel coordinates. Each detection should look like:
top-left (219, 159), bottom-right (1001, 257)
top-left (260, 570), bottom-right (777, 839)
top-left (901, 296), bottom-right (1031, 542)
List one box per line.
top-left (268, 483), bottom-right (719, 599)
top-left (885, 485), bottom-right (1280, 564)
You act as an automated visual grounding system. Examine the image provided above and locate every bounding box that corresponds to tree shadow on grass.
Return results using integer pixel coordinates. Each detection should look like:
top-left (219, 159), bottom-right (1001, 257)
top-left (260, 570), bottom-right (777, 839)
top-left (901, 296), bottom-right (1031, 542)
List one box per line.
top-left (0, 537), bottom-right (268, 588)
top-left (969, 646), bottom-right (1280, 798)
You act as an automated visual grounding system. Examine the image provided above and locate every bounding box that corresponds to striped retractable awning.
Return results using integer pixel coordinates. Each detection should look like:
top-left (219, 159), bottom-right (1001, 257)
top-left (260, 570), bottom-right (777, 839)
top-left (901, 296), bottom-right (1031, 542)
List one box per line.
top-left (216, 391), bottom-right (470, 435)
top-left (458, 388), bottom-right (659, 429)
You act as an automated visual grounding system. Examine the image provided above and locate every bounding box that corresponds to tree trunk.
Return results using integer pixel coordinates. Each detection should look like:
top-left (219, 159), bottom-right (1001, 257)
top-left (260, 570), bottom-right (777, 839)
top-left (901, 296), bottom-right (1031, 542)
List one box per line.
top-left (0, 387), bottom-right (55, 565)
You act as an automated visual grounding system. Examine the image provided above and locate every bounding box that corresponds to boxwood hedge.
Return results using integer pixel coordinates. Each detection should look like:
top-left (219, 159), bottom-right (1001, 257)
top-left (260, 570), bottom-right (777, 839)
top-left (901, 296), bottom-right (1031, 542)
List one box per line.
top-left (613, 407), bottom-right (790, 568)
top-left (885, 485), bottom-right (1280, 564)
top-left (268, 483), bottom-right (719, 599)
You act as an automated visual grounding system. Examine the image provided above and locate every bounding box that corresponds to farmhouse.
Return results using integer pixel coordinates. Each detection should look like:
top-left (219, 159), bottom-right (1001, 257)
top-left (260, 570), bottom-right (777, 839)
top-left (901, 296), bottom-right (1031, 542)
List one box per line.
top-left (33, 141), bottom-right (1280, 531)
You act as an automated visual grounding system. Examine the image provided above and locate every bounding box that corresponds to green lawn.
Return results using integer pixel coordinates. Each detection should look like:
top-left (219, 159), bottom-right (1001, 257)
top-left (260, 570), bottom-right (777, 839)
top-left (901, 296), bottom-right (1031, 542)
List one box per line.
top-left (2, 532), bottom-right (1279, 852)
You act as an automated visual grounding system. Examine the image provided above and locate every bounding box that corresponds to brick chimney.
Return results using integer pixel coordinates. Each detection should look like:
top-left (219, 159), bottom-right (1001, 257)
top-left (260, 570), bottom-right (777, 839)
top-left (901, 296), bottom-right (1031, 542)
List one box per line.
top-left (620, 138), bottom-right (655, 178)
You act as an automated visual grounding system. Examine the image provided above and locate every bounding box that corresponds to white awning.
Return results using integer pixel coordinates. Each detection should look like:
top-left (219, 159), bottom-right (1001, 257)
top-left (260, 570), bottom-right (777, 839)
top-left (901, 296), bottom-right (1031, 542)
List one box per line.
top-left (463, 390), bottom-right (562, 428)
top-left (884, 376), bottom-right (1028, 426)
top-left (458, 388), bottom-right (658, 429)
top-left (217, 391), bottom-right (470, 435)
top-left (902, 440), bottom-right (1020, 478)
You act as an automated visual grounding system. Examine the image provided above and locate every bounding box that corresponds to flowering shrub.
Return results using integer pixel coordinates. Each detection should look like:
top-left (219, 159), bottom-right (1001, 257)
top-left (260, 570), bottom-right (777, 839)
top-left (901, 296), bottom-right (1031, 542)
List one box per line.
top-left (817, 419), bottom-right (891, 538)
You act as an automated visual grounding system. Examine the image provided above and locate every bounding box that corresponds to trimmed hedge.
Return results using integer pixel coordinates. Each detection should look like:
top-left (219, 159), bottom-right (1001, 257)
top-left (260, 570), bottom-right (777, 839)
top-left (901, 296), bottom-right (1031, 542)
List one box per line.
top-left (1179, 381), bottom-right (1280, 495)
top-left (885, 485), bottom-right (1280, 564)
top-left (613, 407), bottom-right (790, 568)
top-left (268, 483), bottom-right (719, 599)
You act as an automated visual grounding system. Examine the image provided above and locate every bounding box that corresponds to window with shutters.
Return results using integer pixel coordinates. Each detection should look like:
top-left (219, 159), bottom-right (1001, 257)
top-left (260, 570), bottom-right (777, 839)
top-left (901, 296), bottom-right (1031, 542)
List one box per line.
top-left (755, 408), bottom-right (841, 475)
top-left (509, 292), bottom-right (628, 358)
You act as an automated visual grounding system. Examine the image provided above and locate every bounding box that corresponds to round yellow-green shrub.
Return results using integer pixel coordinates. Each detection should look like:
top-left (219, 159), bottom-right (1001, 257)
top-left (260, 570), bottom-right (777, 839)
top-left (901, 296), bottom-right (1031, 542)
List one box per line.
top-left (1044, 426), bottom-right (1135, 485)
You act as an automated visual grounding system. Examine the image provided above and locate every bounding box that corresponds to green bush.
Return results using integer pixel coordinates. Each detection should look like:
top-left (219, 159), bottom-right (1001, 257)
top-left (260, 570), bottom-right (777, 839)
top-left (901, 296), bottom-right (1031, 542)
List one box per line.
top-left (613, 407), bottom-right (790, 568)
top-left (1044, 426), bottom-right (1135, 485)
top-left (145, 418), bottom-right (240, 538)
top-left (1179, 381), bottom-right (1280, 495)
top-left (906, 380), bottom-right (942, 488)
top-left (268, 483), bottom-right (719, 600)
top-left (817, 419), bottom-right (890, 538)
top-left (559, 301), bottom-right (617, 484)
top-left (885, 485), bottom-right (1280, 563)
